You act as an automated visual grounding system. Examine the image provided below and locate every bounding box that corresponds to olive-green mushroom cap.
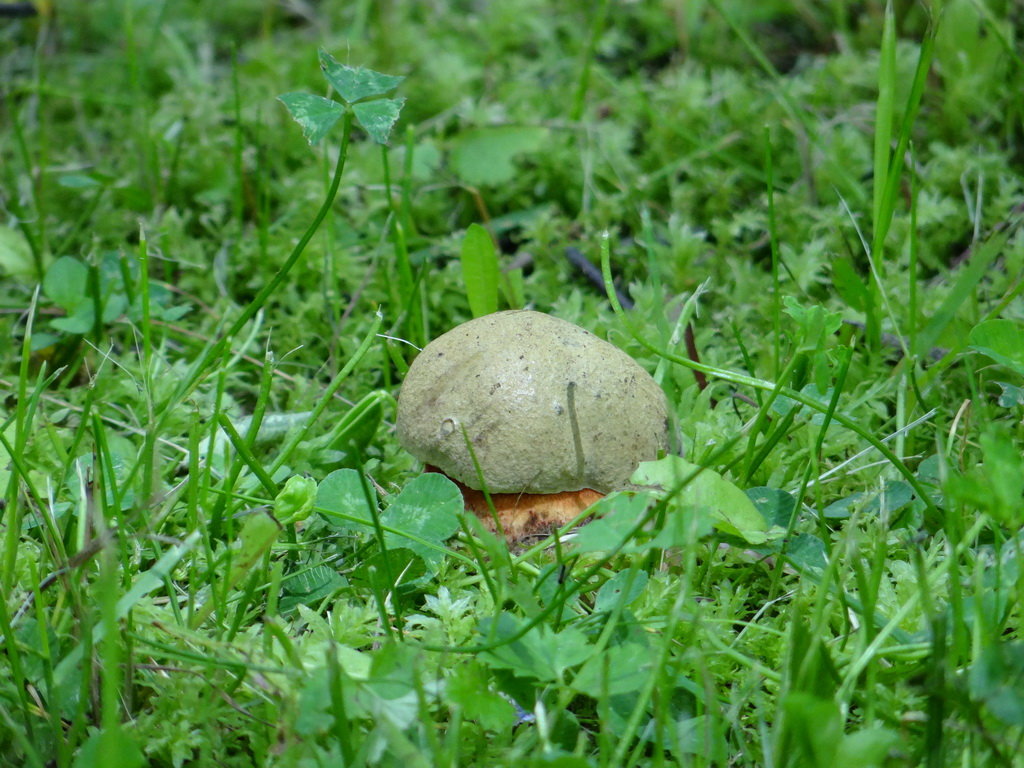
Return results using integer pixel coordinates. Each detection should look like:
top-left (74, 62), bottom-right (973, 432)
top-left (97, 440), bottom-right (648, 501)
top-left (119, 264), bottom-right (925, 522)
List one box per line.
top-left (396, 310), bottom-right (669, 494)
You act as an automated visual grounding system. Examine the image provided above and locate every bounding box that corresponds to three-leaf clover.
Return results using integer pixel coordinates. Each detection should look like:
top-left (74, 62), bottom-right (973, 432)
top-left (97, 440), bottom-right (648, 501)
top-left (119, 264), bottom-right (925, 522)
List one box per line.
top-left (278, 49), bottom-right (405, 146)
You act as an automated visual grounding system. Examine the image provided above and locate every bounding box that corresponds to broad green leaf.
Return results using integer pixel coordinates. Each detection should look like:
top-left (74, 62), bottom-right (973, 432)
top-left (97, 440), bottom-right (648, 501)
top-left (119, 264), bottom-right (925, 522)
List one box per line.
top-left (783, 534), bottom-right (828, 573)
top-left (381, 473), bottom-right (461, 569)
top-left (316, 468), bottom-right (378, 531)
top-left (73, 724), bottom-right (145, 768)
top-left (673, 716), bottom-right (729, 761)
top-left (969, 641), bottom-right (1024, 726)
top-left (572, 491), bottom-right (716, 553)
top-left (349, 547), bottom-right (426, 592)
top-left (352, 98), bottom-right (405, 144)
top-left (278, 92), bottom-right (346, 146)
top-left (969, 319), bottom-right (1024, 376)
top-left (51, 300), bottom-right (96, 334)
top-left (500, 266), bottom-right (526, 309)
top-left (823, 481), bottom-right (914, 520)
top-left (835, 728), bottom-right (900, 768)
top-left (632, 456), bottom-right (768, 543)
top-left (282, 564), bottom-right (345, 598)
top-left (459, 223), bottom-right (499, 317)
top-left (571, 642), bottom-right (651, 696)
top-left (571, 493), bottom-right (656, 552)
top-left (43, 255), bottom-right (89, 310)
top-left (446, 661), bottom-right (517, 731)
top-left (57, 173), bottom-right (104, 189)
top-left (977, 428), bottom-right (1024, 526)
top-left (479, 613), bottom-right (592, 682)
top-left (30, 332), bottom-right (61, 352)
top-left (295, 674), bottom-right (333, 736)
top-left (942, 430), bottom-right (1024, 532)
top-left (747, 486), bottom-right (797, 528)
top-left (318, 49), bottom-right (404, 103)
top-left (780, 692), bottom-right (842, 766)
top-left (594, 568), bottom-right (648, 613)
top-left (100, 292), bottom-right (127, 323)
top-left (451, 126), bottom-right (547, 186)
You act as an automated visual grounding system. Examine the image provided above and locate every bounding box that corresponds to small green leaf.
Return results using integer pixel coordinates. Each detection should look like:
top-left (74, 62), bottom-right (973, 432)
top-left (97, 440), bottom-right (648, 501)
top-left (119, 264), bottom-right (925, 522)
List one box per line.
top-left (783, 296), bottom-right (842, 351)
top-left (43, 255), bottom-right (89, 310)
top-left (451, 126), bottom-right (547, 186)
top-left (594, 568), bottom-right (649, 613)
top-left (459, 223), bottom-right (499, 317)
top-left (30, 332), bottom-right (61, 352)
top-left (278, 92), bottom-right (346, 146)
top-left (632, 456), bottom-right (768, 543)
top-left (318, 49), bottom-right (404, 103)
top-left (995, 382), bottom-right (1024, 408)
top-left (834, 728), bottom-right (901, 768)
top-left (783, 534), bottom-right (828, 573)
top-left (780, 692), bottom-right (842, 766)
top-left (915, 229), bottom-right (1009, 357)
top-left (969, 319), bottom-right (1024, 376)
top-left (352, 97), bottom-right (405, 144)
top-left (831, 257), bottom-right (868, 312)
top-left (100, 292), bottom-right (127, 324)
top-left (823, 481), bottom-right (914, 520)
top-left (0, 224), bottom-right (36, 279)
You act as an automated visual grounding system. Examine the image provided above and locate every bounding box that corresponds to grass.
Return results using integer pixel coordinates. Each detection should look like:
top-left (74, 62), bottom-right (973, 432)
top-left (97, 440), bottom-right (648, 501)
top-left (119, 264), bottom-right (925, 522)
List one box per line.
top-left (1, 0), bottom-right (1023, 766)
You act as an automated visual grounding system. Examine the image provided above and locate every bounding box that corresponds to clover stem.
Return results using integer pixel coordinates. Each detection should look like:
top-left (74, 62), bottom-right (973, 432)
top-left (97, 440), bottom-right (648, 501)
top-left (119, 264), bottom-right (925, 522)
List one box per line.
top-left (176, 110), bottom-right (355, 402)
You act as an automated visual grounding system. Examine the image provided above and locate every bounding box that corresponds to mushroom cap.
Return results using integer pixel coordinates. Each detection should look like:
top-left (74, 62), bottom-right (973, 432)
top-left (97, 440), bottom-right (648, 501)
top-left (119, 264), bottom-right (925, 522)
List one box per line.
top-left (396, 310), bottom-right (669, 494)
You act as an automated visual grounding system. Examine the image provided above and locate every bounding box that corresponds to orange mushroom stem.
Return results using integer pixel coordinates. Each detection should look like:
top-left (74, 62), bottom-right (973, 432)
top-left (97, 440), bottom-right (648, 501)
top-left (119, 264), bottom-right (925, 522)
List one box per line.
top-left (425, 465), bottom-right (604, 540)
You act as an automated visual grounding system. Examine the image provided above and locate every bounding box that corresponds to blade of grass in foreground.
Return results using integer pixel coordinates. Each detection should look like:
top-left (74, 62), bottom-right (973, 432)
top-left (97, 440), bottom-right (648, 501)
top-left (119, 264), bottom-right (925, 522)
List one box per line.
top-left (868, 3), bottom-right (935, 349)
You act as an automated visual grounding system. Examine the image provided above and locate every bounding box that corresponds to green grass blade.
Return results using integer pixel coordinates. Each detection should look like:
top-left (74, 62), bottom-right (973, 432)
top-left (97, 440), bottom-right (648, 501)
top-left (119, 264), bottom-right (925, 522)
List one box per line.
top-left (914, 228), bottom-right (1010, 358)
top-left (459, 223), bottom-right (500, 318)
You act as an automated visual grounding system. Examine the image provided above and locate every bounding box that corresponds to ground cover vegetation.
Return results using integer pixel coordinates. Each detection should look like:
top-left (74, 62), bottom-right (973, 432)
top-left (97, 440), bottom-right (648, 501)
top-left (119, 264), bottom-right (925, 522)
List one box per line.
top-left (1, 0), bottom-right (1023, 765)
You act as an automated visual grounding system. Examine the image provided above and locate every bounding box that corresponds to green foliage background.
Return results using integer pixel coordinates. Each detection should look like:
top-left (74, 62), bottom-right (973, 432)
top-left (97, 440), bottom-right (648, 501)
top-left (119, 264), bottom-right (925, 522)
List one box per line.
top-left (1, 1), bottom-right (1023, 766)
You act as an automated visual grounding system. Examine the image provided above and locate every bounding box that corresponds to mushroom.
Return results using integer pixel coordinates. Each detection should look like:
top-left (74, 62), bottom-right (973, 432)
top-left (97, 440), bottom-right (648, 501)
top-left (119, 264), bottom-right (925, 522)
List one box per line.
top-left (396, 310), bottom-right (669, 540)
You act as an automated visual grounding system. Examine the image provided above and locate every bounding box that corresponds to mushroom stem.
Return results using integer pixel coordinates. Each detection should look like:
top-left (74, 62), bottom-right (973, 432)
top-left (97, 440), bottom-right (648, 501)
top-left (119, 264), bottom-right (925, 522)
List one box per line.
top-left (425, 465), bottom-right (603, 540)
